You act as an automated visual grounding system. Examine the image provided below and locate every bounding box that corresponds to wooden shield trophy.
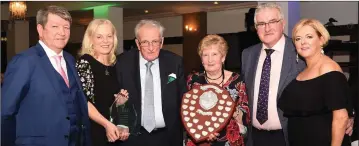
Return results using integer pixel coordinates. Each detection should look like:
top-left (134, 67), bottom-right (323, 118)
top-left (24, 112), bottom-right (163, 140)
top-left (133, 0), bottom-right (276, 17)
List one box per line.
top-left (181, 83), bottom-right (235, 143)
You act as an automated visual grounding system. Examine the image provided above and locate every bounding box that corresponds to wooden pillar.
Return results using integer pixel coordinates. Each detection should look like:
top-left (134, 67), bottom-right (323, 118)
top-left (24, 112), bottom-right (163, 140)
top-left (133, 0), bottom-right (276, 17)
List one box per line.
top-left (182, 12), bottom-right (207, 75)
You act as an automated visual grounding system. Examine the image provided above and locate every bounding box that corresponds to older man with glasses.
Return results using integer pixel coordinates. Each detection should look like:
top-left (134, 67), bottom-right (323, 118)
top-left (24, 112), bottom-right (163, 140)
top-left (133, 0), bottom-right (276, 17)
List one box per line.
top-left (241, 2), bottom-right (354, 146)
top-left (115, 19), bottom-right (186, 146)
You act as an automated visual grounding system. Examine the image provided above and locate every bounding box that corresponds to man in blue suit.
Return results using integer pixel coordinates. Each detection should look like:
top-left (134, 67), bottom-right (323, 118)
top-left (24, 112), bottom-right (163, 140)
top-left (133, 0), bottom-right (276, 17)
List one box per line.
top-left (1, 5), bottom-right (90, 146)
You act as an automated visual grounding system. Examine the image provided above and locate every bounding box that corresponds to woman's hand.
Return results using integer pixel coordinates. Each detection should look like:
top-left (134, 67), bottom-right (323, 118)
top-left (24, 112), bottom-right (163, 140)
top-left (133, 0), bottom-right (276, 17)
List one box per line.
top-left (207, 133), bottom-right (220, 142)
top-left (115, 89), bottom-right (129, 106)
top-left (345, 117), bottom-right (354, 136)
top-left (104, 122), bottom-right (120, 142)
top-left (233, 109), bottom-right (244, 124)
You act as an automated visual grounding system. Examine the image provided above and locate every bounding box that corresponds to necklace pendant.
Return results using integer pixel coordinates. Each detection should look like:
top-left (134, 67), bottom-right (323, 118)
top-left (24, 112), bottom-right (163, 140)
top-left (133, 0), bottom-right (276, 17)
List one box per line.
top-left (105, 69), bottom-right (110, 76)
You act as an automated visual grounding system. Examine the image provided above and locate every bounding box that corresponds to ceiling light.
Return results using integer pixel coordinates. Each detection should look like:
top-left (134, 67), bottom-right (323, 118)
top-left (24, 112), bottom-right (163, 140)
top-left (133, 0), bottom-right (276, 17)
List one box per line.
top-left (9, 1), bottom-right (27, 20)
top-left (214, 1), bottom-right (219, 5)
top-left (144, 10), bottom-right (149, 13)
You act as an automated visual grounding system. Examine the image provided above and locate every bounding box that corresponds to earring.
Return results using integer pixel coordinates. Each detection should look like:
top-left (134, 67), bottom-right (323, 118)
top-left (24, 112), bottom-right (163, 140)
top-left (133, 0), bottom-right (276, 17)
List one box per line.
top-left (296, 53), bottom-right (299, 63)
top-left (321, 49), bottom-right (324, 54)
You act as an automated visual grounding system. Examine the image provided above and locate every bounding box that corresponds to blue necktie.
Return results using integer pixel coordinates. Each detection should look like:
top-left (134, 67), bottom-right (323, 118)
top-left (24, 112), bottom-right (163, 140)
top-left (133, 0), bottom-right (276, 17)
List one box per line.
top-left (256, 49), bottom-right (274, 125)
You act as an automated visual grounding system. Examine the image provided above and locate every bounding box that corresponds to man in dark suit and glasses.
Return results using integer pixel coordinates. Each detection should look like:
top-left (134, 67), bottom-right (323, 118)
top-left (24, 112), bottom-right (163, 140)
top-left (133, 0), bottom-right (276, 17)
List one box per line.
top-left (115, 19), bottom-right (186, 146)
top-left (241, 2), bottom-right (354, 146)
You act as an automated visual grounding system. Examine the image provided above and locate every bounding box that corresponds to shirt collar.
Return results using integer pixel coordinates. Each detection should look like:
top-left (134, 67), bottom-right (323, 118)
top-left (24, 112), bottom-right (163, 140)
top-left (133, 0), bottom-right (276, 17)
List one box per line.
top-left (261, 34), bottom-right (286, 53)
top-left (39, 40), bottom-right (64, 57)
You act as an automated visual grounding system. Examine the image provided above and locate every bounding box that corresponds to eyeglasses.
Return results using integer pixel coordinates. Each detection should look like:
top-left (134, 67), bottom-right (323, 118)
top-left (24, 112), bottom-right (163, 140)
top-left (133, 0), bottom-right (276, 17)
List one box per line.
top-left (138, 39), bottom-right (162, 47)
top-left (255, 19), bottom-right (282, 29)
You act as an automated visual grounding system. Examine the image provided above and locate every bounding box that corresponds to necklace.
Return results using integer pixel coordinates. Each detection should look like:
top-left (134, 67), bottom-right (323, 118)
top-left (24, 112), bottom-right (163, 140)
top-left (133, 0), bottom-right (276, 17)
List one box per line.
top-left (204, 69), bottom-right (225, 87)
top-left (105, 66), bottom-right (109, 76)
top-left (205, 71), bottom-right (223, 80)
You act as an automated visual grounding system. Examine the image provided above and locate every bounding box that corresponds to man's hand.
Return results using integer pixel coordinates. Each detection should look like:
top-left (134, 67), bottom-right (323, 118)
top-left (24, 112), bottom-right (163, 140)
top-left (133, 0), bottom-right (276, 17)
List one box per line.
top-left (117, 126), bottom-right (130, 141)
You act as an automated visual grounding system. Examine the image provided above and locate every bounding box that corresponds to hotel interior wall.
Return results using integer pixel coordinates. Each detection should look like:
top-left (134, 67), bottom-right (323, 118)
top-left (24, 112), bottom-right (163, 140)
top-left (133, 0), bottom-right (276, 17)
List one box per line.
top-left (122, 2), bottom-right (358, 73)
top-left (301, 2), bottom-right (358, 79)
top-left (1, 2), bottom-right (358, 62)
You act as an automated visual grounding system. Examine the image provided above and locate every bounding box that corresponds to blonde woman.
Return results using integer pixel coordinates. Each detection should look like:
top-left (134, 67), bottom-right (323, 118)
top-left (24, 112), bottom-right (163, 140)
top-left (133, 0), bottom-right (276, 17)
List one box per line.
top-left (279, 19), bottom-right (352, 146)
top-left (76, 19), bottom-right (129, 146)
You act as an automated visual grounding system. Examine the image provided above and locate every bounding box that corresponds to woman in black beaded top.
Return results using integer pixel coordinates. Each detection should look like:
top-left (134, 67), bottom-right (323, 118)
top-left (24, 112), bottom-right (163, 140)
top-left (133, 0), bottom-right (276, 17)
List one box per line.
top-left (76, 19), bottom-right (129, 146)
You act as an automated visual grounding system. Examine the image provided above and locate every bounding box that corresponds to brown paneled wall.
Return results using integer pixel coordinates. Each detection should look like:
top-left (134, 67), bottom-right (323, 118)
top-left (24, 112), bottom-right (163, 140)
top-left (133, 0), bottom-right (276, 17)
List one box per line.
top-left (182, 12), bottom-right (207, 75)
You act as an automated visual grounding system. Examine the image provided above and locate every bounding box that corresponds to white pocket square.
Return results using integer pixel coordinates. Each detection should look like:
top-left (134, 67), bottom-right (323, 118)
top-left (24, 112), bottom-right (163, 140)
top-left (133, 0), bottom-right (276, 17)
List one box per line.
top-left (167, 73), bottom-right (177, 83)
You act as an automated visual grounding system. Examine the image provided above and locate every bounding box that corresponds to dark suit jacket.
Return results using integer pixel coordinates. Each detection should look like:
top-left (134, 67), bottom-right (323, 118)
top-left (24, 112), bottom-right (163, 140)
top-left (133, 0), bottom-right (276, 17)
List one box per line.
top-left (1, 43), bottom-right (91, 146)
top-left (115, 49), bottom-right (186, 146)
top-left (241, 36), bottom-right (306, 146)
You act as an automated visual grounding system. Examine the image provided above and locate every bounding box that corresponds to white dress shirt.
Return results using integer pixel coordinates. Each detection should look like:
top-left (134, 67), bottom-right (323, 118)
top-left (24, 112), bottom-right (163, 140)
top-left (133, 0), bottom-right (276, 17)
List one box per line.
top-left (139, 53), bottom-right (166, 128)
top-left (39, 40), bottom-right (68, 80)
top-left (253, 35), bottom-right (285, 130)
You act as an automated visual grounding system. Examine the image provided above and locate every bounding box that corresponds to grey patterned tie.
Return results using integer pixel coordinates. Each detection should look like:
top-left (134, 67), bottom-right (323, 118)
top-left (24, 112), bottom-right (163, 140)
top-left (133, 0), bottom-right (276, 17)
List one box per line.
top-left (143, 61), bottom-right (156, 132)
top-left (256, 49), bottom-right (274, 125)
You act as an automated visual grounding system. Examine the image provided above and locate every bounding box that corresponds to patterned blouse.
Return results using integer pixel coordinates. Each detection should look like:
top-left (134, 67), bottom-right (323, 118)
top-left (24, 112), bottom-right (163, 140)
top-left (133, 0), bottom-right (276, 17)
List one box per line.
top-left (76, 54), bottom-right (120, 146)
top-left (185, 72), bottom-right (250, 146)
top-left (76, 58), bottom-right (95, 102)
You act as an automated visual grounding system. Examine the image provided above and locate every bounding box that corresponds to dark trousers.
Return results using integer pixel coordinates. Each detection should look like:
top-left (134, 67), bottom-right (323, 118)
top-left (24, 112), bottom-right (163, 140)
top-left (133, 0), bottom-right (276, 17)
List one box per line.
top-left (252, 127), bottom-right (286, 146)
top-left (118, 127), bottom-right (170, 146)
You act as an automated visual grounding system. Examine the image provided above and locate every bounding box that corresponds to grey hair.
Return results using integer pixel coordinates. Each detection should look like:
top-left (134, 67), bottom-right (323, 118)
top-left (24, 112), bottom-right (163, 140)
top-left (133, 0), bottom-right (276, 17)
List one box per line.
top-left (254, 3), bottom-right (284, 24)
top-left (134, 19), bottom-right (165, 38)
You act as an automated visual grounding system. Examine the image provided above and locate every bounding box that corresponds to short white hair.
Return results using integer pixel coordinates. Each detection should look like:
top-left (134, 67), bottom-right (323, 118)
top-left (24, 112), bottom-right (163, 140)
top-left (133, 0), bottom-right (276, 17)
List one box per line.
top-left (134, 19), bottom-right (165, 38)
top-left (254, 3), bottom-right (284, 24)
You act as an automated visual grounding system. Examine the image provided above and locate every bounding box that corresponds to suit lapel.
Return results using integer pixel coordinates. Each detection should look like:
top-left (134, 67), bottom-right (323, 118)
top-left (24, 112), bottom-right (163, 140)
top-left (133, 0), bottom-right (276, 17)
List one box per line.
top-left (277, 37), bottom-right (295, 99)
top-left (158, 50), bottom-right (170, 124)
top-left (159, 51), bottom-right (167, 96)
top-left (63, 52), bottom-right (80, 89)
top-left (248, 46), bottom-right (261, 101)
top-left (132, 50), bottom-right (142, 115)
top-left (35, 44), bottom-right (66, 106)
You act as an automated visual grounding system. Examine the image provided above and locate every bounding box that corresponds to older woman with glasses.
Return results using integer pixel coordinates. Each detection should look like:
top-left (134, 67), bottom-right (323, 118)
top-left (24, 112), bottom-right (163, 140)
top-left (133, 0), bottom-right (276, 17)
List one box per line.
top-left (185, 34), bottom-right (250, 146)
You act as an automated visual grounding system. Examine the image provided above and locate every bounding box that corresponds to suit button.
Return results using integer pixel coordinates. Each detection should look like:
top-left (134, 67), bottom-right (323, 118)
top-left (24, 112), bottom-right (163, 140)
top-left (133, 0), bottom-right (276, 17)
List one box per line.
top-left (66, 117), bottom-right (70, 120)
top-left (64, 135), bottom-right (69, 139)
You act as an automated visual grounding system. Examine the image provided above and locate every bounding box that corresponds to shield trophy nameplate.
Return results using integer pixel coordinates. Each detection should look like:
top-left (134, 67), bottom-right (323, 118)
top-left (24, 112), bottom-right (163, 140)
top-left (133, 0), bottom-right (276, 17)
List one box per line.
top-left (181, 83), bottom-right (235, 143)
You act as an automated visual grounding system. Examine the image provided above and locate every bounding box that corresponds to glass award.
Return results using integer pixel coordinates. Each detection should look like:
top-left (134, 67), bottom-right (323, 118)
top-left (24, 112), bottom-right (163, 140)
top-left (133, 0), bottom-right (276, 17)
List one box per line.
top-left (109, 101), bottom-right (138, 136)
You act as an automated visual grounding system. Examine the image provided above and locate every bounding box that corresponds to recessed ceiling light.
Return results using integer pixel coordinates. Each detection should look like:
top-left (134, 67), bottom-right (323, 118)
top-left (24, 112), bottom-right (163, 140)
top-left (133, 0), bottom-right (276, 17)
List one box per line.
top-left (144, 10), bottom-right (149, 13)
top-left (214, 1), bottom-right (219, 5)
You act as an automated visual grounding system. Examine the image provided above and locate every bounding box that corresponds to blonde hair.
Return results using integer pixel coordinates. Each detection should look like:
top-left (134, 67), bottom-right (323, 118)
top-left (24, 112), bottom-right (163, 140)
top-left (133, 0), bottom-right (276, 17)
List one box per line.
top-left (292, 18), bottom-right (330, 47)
top-left (254, 3), bottom-right (284, 25)
top-left (36, 5), bottom-right (72, 27)
top-left (198, 34), bottom-right (228, 57)
top-left (80, 19), bottom-right (118, 64)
